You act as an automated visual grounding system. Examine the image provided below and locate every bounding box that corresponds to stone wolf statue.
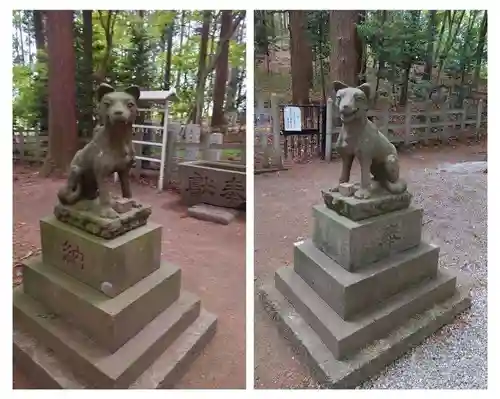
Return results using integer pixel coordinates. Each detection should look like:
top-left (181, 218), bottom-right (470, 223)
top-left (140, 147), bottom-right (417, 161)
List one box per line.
top-left (331, 81), bottom-right (407, 199)
top-left (57, 83), bottom-right (140, 219)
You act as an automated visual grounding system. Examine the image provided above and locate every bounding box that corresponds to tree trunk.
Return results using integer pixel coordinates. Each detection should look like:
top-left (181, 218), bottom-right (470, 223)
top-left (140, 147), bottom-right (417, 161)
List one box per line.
top-left (164, 22), bottom-right (174, 90)
top-left (211, 10), bottom-right (232, 127)
top-left (436, 10), bottom-right (465, 84)
top-left (225, 23), bottom-right (242, 113)
top-left (193, 11), bottom-right (211, 124)
top-left (82, 10), bottom-right (94, 137)
top-left (41, 10), bottom-right (78, 177)
top-left (399, 63), bottom-right (411, 106)
top-left (375, 10), bottom-right (387, 93)
top-left (289, 10), bottom-right (313, 104)
top-left (423, 10), bottom-right (437, 81)
top-left (175, 11), bottom-right (185, 88)
top-left (33, 10), bottom-right (48, 133)
top-left (355, 11), bottom-right (366, 85)
top-left (330, 10), bottom-right (361, 88)
top-left (473, 11), bottom-right (487, 88)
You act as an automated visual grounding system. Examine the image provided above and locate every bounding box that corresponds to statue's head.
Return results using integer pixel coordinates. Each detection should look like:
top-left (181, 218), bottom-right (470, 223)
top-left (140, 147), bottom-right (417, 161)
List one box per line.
top-left (332, 81), bottom-right (371, 123)
top-left (96, 83), bottom-right (141, 125)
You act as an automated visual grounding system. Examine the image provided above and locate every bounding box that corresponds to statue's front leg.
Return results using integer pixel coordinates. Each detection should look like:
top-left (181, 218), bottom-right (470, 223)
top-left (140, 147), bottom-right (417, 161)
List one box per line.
top-left (95, 165), bottom-right (119, 219)
top-left (331, 149), bottom-right (354, 192)
top-left (354, 156), bottom-right (373, 199)
top-left (118, 169), bottom-right (132, 198)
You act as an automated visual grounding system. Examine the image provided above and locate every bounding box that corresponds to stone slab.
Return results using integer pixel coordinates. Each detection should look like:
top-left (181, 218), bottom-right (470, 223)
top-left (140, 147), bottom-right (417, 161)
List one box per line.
top-left (178, 160), bottom-right (246, 209)
top-left (13, 310), bottom-right (217, 389)
top-left (23, 257), bottom-right (181, 353)
top-left (321, 188), bottom-right (412, 221)
top-left (258, 276), bottom-right (471, 388)
top-left (312, 205), bottom-right (422, 271)
top-left (40, 216), bottom-right (161, 297)
top-left (294, 240), bottom-right (439, 320)
top-left (275, 266), bottom-right (457, 360)
top-left (187, 204), bottom-right (238, 225)
top-left (54, 198), bottom-right (152, 239)
top-left (13, 288), bottom-right (201, 388)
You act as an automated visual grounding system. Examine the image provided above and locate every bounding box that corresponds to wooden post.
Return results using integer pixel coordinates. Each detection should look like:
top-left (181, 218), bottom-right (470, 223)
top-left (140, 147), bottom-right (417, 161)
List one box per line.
top-left (325, 98), bottom-right (334, 162)
top-left (18, 133), bottom-right (25, 162)
top-left (476, 99), bottom-right (483, 141)
top-left (380, 98), bottom-right (390, 138)
top-left (404, 101), bottom-right (412, 147)
top-left (441, 100), bottom-right (450, 142)
top-left (423, 100), bottom-right (432, 146)
top-left (162, 104), bottom-right (176, 192)
top-left (271, 93), bottom-right (281, 155)
top-left (459, 100), bottom-right (468, 142)
top-left (35, 133), bottom-right (41, 162)
top-left (240, 143), bottom-right (246, 165)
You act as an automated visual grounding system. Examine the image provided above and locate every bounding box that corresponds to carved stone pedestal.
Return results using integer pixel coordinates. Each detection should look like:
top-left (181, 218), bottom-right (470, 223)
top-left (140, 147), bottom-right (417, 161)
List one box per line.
top-left (13, 206), bottom-right (217, 389)
top-left (259, 193), bottom-right (471, 388)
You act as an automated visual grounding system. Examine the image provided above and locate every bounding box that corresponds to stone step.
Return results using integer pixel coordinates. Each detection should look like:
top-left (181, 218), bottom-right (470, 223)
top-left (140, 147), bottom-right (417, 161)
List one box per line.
top-left (40, 216), bottom-right (162, 297)
top-left (312, 205), bottom-right (422, 271)
top-left (22, 256), bottom-right (181, 353)
top-left (294, 240), bottom-right (439, 320)
top-left (13, 310), bottom-right (217, 389)
top-left (14, 287), bottom-right (201, 388)
top-left (258, 275), bottom-right (471, 388)
top-left (275, 266), bottom-right (457, 360)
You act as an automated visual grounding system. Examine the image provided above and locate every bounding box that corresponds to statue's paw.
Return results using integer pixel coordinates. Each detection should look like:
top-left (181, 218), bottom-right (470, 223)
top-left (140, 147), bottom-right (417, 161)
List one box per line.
top-left (329, 185), bottom-right (341, 192)
top-left (354, 188), bottom-right (371, 199)
top-left (99, 206), bottom-right (120, 219)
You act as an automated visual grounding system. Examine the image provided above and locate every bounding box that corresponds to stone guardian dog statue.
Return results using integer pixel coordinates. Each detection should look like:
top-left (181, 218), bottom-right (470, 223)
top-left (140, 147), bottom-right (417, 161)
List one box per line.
top-left (57, 83), bottom-right (139, 219)
top-left (331, 81), bottom-right (407, 199)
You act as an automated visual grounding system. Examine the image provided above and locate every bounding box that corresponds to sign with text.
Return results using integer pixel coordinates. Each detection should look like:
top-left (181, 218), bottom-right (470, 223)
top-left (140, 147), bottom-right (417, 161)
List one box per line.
top-left (283, 106), bottom-right (302, 132)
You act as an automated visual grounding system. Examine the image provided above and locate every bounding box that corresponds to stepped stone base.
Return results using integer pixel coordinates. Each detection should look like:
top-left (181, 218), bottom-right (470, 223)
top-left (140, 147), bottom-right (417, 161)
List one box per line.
top-left (14, 287), bottom-right (217, 389)
top-left (14, 311), bottom-right (216, 389)
top-left (258, 275), bottom-right (471, 388)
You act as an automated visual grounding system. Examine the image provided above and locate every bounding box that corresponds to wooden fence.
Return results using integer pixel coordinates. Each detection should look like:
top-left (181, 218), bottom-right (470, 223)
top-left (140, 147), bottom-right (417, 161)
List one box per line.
top-left (255, 95), bottom-right (487, 166)
top-left (13, 123), bottom-right (246, 190)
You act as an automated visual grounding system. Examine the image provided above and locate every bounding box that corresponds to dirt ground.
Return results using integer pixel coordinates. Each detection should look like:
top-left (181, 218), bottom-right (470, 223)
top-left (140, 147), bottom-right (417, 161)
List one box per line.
top-left (254, 140), bottom-right (487, 389)
top-left (12, 166), bottom-right (246, 389)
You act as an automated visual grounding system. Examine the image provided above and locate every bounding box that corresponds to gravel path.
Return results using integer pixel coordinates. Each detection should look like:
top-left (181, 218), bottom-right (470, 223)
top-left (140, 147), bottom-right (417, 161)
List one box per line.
top-left (360, 161), bottom-right (487, 389)
top-left (254, 142), bottom-right (487, 389)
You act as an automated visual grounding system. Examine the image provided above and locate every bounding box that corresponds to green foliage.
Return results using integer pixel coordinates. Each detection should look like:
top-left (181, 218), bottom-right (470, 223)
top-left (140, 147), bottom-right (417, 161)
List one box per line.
top-left (12, 10), bottom-right (246, 128)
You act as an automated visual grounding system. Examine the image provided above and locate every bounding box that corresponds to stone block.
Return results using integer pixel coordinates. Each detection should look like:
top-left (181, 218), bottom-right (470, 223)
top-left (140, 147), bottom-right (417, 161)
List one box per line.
top-left (321, 189), bottom-right (412, 221)
top-left (258, 274), bottom-right (471, 388)
top-left (14, 288), bottom-right (203, 388)
top-left (54, 198), bottom-right (152, 239)
top-left (312, 205), bottom-right (422, 271)
top-left (294, 240), bottom-right (439, 320)
top-left (178, 160), bottom-right (246, 209)
top-left (14, 310), bottom-right (217, 389)
top-left (338, 183), bottom-right (356, 197)
top-left (22, 257), bottom-right (181, 352)
top-left (40, 216), bottom-right (161, 297)
top-left (275, 266), bottom-right (457, 360)
top-left (187, 204), bottom-right (238, 225)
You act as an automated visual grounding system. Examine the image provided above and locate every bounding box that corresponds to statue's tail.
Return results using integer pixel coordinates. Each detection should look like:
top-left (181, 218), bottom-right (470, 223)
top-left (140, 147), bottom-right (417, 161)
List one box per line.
top-left (57, 184), bottom-right (81, 205)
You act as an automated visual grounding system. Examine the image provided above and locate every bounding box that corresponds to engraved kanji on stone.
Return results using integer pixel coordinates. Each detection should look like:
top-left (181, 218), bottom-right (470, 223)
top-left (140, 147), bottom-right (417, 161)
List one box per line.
top-left (186, 172), bottom-right (216, 196)
top-left (220, 176), bottom-right (245, 205)
top-left (61, 240), bottom-right (85, 270)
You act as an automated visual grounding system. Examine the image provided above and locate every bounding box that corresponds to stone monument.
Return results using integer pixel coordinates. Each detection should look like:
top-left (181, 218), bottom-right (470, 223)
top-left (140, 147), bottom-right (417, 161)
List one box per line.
top-left (13, 84), bottom-right (217, 389)
top-left (259, 82), bottom-right (471, 388)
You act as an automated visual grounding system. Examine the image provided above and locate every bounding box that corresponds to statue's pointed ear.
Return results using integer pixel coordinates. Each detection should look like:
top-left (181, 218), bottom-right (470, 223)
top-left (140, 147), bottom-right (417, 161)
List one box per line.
top-left (357, 83), bottom-right (372, 99)
top-left (125, 85), bottom-right (140, 101)
top-left (97, 83), bottom-right (115, 102)
top-left (333, 81), bottom-right (348, 93)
